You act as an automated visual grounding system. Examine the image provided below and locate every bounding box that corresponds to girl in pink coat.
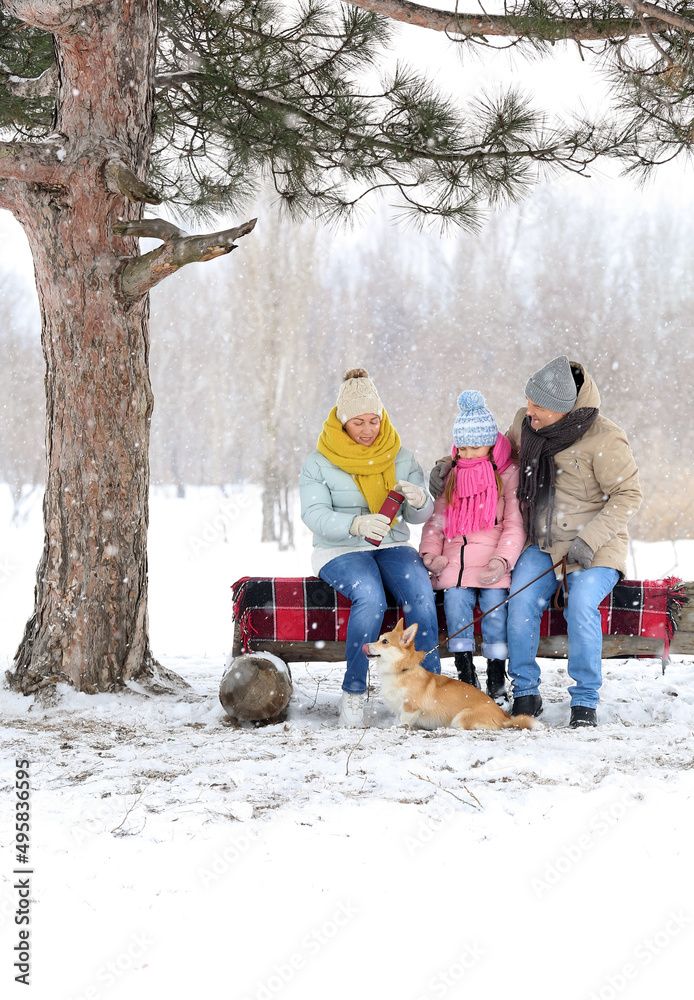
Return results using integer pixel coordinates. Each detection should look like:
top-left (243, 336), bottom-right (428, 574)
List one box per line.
top-left (419, 391), bottom-right (526, 699)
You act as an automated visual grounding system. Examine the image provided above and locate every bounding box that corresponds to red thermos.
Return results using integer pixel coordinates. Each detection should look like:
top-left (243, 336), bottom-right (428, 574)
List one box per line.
top-left (365, 489), bottom-right (405, 546)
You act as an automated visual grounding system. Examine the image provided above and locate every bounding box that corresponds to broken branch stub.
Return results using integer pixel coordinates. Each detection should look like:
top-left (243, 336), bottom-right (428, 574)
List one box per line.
top-left (104, 159), bottom-right (162, 205)
top-left (117, 216), bottom-right (257, 298)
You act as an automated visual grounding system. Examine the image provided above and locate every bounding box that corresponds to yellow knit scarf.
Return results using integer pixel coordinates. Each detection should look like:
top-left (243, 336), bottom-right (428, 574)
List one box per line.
top-left (317, 407), bottom-right (401, 513)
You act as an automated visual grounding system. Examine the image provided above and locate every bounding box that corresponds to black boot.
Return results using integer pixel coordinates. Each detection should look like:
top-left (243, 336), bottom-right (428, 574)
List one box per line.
top-left (570, 706), bottom-right (597, 728)
top-left (486, 659), bottom-right (508, 702)
top-left (511, 694), bottom-right (543, 718)
top-left (454, 651), bottom-right (480, 688)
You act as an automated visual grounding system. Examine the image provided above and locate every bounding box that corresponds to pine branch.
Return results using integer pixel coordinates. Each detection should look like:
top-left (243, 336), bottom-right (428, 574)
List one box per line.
top-left (2, 62), bottom-right (57, 97)
top-left (155, 70), bottom-right (207, 88)
top-left (630, 1), bottom-right (694, 33)
top-left (638, 14), bottom-right (675, 64)
top-left (148, 1), bottom-right (675, 226)
top-left (4, 0), bottom-right (100, 32)
top-left (232, 82), bottom-right (583, 164)
top-left (5, 0), bottom-right (692, 228)
top-left (342, 0), bottom-right (656, 41)
top-left (115, 216), bottom-right (257, 298)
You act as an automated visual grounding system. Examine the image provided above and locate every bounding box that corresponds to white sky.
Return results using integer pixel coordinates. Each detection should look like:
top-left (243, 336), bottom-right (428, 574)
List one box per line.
top-left (1, 8), bottom-right (692, 281)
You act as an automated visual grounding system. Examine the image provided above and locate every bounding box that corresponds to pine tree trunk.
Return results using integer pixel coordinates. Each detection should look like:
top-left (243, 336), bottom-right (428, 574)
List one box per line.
top-left (7, 1), bottom-right (164, 694)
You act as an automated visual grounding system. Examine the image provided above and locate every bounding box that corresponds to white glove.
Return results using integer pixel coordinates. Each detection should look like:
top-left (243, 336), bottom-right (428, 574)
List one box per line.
top-left (396, 480), bottom-right (427, 509)
top-left (422, 552), bottom-right (448, 575)
top-left (478, 556), bottom-right (509, 586)
top-left (349, 513), bottom-right (391, 539)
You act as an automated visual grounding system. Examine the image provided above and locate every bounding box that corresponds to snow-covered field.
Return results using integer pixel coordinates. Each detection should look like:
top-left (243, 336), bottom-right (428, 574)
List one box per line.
top-left (2, 485), bottom-right (694, 1000)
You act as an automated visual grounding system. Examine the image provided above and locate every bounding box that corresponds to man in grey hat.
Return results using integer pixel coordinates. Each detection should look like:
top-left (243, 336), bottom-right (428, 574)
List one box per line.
top-left (430, 356), bottom-right (641, 727)
top-left (504, 356), bottom-right (641, 727)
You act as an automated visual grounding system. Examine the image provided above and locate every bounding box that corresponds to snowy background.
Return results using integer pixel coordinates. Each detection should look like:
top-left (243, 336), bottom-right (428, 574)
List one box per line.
top-left (2, 484), bottom-right (694, 1000)
top-left (3, 10), bottom-right (694, 998)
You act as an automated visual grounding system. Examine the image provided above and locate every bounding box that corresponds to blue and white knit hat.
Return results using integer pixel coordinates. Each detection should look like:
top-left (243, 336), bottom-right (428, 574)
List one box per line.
top-left (453, 390), bottom-right (498, 448)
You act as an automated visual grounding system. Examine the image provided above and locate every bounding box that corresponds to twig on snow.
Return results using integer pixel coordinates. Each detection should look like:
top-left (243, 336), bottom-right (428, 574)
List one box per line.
top-left (408, 770), bottom-right (482, 810)
top-left (110, 782), bottom-right (151, 836)
top-left (345, 698), bottom-right (375, 777)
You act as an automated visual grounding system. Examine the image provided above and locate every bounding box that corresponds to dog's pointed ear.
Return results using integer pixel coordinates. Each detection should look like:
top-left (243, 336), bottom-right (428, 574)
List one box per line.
top-left (401, 622), bottom-right (418, 646)
top-left (393, 618), bottom-right (405, 633)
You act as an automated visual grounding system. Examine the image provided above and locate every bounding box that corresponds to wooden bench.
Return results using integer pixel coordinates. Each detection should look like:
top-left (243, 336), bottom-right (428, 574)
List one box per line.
top-left (231, 577), bottom-right (693, 667)
top-left (222, 577), bottom-right (692, 721)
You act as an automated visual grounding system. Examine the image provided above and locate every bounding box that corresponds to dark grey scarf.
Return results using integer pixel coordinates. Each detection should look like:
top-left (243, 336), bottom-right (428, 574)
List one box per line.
top-left (518, 408), bottom-right (599, 547)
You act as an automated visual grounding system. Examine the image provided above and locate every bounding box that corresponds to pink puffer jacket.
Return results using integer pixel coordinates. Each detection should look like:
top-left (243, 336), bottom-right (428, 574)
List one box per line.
top-left (419, 463), bottom-right (526, 590)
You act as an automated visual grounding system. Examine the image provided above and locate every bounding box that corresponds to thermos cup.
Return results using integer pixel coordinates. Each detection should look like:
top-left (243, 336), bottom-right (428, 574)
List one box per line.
top-left (365, 489), bottom-right (405, 546)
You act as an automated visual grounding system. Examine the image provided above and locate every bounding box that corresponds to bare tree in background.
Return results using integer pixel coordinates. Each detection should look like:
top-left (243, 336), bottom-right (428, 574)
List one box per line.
top-left (3, 189), bottom-right (693, 546)
top-left (0, 275), bottom-right (44, 511)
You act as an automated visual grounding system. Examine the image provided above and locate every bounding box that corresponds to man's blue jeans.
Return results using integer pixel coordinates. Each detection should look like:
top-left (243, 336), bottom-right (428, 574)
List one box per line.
top-left (507, 545), bottom-right (619, 709)
top-left (443, 586), bottom-right (509, 659)
top-left (319, 545), bottom-right (442, 693)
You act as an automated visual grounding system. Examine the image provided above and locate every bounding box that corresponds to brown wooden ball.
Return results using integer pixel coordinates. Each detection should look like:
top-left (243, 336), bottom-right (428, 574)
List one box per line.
top-left (219, 654), bottom-right (292, 722)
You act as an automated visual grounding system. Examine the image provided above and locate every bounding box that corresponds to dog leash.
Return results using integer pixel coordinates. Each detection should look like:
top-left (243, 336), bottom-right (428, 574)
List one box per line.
top-left (424, 556), bottom-right (568, 656)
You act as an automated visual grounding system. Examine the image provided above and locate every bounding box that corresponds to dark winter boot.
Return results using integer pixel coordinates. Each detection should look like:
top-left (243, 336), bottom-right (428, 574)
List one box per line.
top-left (454, 651), bottom-right (480, 688)
top-left (511, 694), bottom-right (543, 718)
top-left (569, 705), bottom-right (597, 728)
top-left (486, 659), bottom-right (508, 702)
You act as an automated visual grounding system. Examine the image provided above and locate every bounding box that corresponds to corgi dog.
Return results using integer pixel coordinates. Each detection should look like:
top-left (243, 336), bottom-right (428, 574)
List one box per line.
top-left (363, 619), bottom-right (539, 731)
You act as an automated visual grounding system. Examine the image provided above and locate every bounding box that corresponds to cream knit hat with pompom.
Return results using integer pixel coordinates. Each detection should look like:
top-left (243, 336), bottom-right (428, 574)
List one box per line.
top-left (336, 368), bottom-right (384, 424)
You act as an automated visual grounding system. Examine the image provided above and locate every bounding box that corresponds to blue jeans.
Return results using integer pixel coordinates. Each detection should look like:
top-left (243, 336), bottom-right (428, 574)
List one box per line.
top-left (443, 587), bottom-right (508, 659)
top-left (507, 545), bottom-right (619, 709)
top-left (319, 545), bottom-right (442, 693)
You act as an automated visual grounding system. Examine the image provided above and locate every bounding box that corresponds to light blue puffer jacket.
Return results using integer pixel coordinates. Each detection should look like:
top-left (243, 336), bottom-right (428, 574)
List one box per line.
top-left (299, 447), bottom-right (433, 551)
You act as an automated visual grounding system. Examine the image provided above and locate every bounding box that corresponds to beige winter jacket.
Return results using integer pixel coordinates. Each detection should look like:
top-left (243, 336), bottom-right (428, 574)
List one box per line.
top-left (507, 362), bottom-right (642, 579)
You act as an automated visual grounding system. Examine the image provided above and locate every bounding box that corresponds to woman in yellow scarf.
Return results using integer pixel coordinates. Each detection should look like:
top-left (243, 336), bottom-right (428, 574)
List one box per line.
top-left (300, 368), bottom-right (441, 726)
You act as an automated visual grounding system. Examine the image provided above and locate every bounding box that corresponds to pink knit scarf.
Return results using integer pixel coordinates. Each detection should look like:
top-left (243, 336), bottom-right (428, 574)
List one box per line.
top-left (442, 434), bottom-right (512, 539)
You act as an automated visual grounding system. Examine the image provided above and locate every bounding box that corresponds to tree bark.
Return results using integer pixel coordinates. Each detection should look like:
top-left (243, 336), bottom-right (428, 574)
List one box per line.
top-left (6, 0), bottom-right (164, 694)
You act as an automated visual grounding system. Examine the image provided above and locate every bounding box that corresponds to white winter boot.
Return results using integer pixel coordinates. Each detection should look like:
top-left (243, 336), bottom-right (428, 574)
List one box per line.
top-left (338, 691), bottom-right (365, 728)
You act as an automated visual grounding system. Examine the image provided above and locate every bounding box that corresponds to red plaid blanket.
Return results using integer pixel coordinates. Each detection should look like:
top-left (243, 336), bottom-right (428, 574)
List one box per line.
top-left (540, 578), bottom-right (685, 657)
top-left (232, 576), bottom-right (686, 656)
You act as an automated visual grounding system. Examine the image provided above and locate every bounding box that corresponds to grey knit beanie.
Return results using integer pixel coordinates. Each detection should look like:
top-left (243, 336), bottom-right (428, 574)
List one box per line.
top-left (336, 367), bottom-right (384, 423)
top-left (524, 356), bottom-right (577, 413)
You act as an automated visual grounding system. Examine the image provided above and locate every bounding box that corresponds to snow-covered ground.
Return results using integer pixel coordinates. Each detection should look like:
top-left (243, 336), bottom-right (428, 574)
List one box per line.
top-left (2, 485), bottom-right (694, 1000)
